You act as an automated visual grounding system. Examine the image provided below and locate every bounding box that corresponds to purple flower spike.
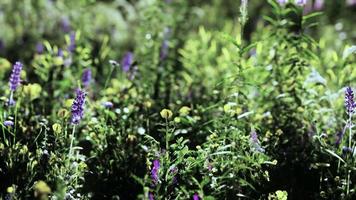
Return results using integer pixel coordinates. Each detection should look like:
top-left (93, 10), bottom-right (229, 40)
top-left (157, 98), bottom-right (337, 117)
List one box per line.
top-left (61, 17), bottom-right (71, 33)
top-left (345, 86), bottom-right (355, 115)
top-left (68, 32), bottom-right (76, 53)
top-left (71, 89), bottom-right (86, 125)
top-left (121, 52), bottom-right (133, 73)
top-left (36, 42), bottom-right (44, 54)
top-left (295, 0), bottom-right (307, 5)
top-left (149, 192), bottom-right (154, 200)
top-left (193, 193), bottom-right (200, 200)
top-left (3, 120), bottom-right (14, 127)
top-left (82, 68), bottom-right (92, 88)
top-left (151, 159), bottom-right (160, 184)
top-left (9, 62), bottom-right (23, 91)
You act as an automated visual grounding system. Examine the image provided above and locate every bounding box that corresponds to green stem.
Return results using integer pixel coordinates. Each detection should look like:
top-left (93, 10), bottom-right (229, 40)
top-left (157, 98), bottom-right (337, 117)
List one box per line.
top-left (69, 125), bottom-right (76, 157)
top-left (104, 66), bottom-right (115, 90)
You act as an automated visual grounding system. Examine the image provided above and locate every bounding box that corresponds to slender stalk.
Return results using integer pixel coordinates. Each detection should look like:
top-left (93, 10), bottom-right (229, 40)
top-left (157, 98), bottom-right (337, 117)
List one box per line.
top-left (69, 125), bottom-right (76, 157)
top-left (104, 66), bottom-right (115, 90)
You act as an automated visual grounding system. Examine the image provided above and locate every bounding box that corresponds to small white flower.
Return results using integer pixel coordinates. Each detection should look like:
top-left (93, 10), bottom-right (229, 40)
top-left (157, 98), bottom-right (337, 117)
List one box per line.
top-left (138, 127), bottom-right (146, 135)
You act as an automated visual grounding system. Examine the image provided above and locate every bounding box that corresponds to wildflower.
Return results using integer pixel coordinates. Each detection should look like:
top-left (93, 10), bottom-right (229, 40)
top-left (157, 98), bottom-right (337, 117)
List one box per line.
top-left (193, 193), bottom-right (200, 200)
top-left (121, 52), bottom-right (133, 73)
top-left (160, 109), bottom-right (173, 119)
top-left (277, 0), bottom-right (287, 5)
top-left (9, 61), bottom-right (23, 91)
top-left (347, 0), bottom-right (356, 6)
top-left (314, 0), bottom-right (324, 10)
top-left (57, 48), bottom-right (63, 57)
top-left (295, 0), bottom-right (307, 5)
top-left (151, 159), bottom-right (160, 184)
top-left (68, 32), bottom-right (76, 53)
top-left (70, 89), bottom-right (86, 125)
top-left (345, 86), bottom-right (355, 114)
top-left (179, 106), bottom-right (191, 116)
top-left (342, 146), bottom-right (353, 155)
top-left (149, 192), bottom-right (154, 200)
top-left (36, 43), bottom-right (44, 54)
top-left (102, 101), bottom-right (113, 108)
top-left (3, 120), bottom-right (14, 127)
top-left (60, 17), bottom-right (71, 33)
top-left (34, 180), bottom-right (51, 198)
top-left (250, 128), bottom-right (265, 153)
top-left (82, 68), bottom-right (92, 88)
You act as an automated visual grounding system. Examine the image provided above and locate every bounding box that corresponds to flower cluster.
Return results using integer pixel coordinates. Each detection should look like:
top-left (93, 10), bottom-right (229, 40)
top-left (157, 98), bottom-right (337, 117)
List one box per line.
top-left (9, 61), bottom-right (23, 91)
top-left (151, 159), bottom-right (160, 184)
top-left (71, 89), bottom-right (86, 125)
top-left (121, 52), bottom-right (133, 73)
top-left (345, 86), bottom-right (355, 115)
top-left (82, 68), bottom-right (92, 88)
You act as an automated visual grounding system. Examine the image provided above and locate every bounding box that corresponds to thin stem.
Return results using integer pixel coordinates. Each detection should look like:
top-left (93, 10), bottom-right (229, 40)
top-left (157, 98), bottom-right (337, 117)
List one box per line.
top-left (165, 118), bottom-right (169, 161)
top-left (69, 125), bottom-right (76, 157)
top-left (104, 66), bottom-right (115, 90)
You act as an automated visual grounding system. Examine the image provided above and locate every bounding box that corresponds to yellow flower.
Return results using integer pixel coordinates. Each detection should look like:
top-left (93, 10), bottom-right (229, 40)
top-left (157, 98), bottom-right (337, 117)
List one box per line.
top-left (52, 123), bottom-right (62, 134)
top-left (34, 180), bottom-right (51, 198)
top-left (7, 186), bottom-right (14, 193)
top-left (160, 109), bottom-right (173, 119)
top-left (179, 106), bottom-right (191, 116)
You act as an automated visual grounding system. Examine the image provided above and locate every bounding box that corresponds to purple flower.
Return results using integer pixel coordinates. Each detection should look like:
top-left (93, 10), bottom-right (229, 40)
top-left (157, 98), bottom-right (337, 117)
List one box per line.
top-left (151, 159), bottom-right (160, 184)
top-left (82, 68), bottom-right (92, 88)
top-left (342, 146), bottom-right (353, 155)
top-left (61, 17), bottom-right (71, 33)
top-left (71, 89), bottom-right (86, 125)
top-left (314, 0), bottom-right (324, 10)
top-left (121, 52), bottom-right (133, 73)
top-left (3, 120), bottom-right (14, 127)
top-left (36, 42), bottom-right (44, 54)
top-left (9, 62), bottom-right (23, 91)
top-left (57, 48), bottom-right (63, 57)
top-left (149, 192), bottom-right (154, 200)
top-left (102, 101), bottom-right (114, 108)
top-left (295, 0), bottom-right (307, 5)
top-left (68, 32), bottom-right (76, 53)
top-left (345, 86), bottom-right (355, 114)
top-left (277, 0), bottom-right (287, 5)
top-left (347, 0), bottom-right (356, 6)
top-left (250, 129), bottom-right (265, 153)
top-left (193, 193), bottom-right (200, 200)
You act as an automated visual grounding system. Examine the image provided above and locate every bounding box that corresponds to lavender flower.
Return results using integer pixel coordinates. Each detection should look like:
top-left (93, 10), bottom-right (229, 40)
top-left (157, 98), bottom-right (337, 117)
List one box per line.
top-left (36, 42), bottom-right (44, 54)
top-left (9, 62), bottom-right (23, 91)
top-left (342, 146), bottom-right (353, 155)
top-left (82, 68), bottom-right (92, 88)
top-left (149, 192), bottom-right (154, 200)
top-left (71, 89), bottom-right (86, 125)
top-left (250, 128), bottom-right (265, 153)
top-left (345, 86), bottom-right (355, 114)
top-left (3, 120), bottom-right (14, 127)
top-left (102, 101), bottom-right (114, 108)
top-left (61, 17), bottom-right (71, 33)
top-left (68, 32), bottom-right (76, 53)
top-left (314, 0), bottom-right (324, 10)
top-left (57, 48), bottom-right (63, 57)
top-left (121, 52), bottom-right (133, 73)
top-left (151, 159), bottom-right (160, 184)
top-left (277, 0), bottom-right (287, 5)
top-left (295, 0), bottom-right (307, 5)
top-left (193, 193), bottom-right (200, 200)
top-left (347, 0), bottom-right (356, 6)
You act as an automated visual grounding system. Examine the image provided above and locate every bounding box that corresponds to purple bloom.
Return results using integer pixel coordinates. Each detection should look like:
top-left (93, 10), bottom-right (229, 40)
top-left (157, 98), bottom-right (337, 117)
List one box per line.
top-left (314, 0), bottom-right (324, 10)
top-left (61, 17), bottom-right (71, 33)
top-left (250, 129), bottom-right (265, 153)
top-left (347, 0), bottom-right (356, 6)
top-left (342, 146), bottom-right (353, 155)
top-left (345, 86), bottom-right (355, 114)
top-left (71, 89), bottom-right (86, 125)
top-left (277, 0), bottom-right (287, 5)
top-left (57, 48), bottom-right (63, 57)
top-left (151, 159), bottom-right (160, 184)
top-left (102, 101), bottom-right (114, 108)
top-left (3, 120), bottom-right (14, 127)
top-left (193, 193), bottom-right (200, 200)
top-left (68, 32), bottom-right (76, 53)
top-left (82, 68), bottom-right (92, 88)
top-left (36, 42), bottom-right (44, 54)
top-left (149, 192), bottom-right (154, 200)
top-left (9, 62), bottom-right (23, 91)
top-left (121, 52), bottom-right (133, 73)
top-left (295, 0), bottom-right (307, 5)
